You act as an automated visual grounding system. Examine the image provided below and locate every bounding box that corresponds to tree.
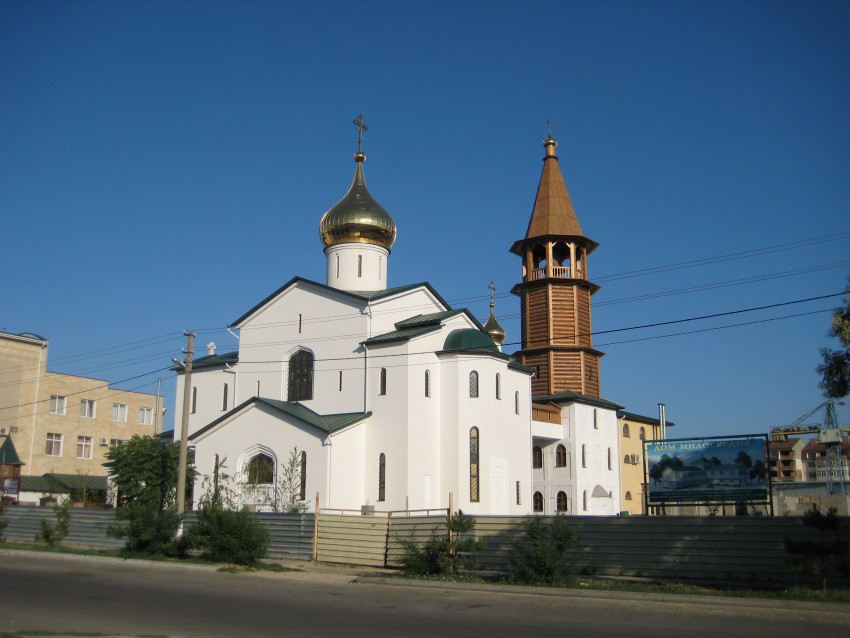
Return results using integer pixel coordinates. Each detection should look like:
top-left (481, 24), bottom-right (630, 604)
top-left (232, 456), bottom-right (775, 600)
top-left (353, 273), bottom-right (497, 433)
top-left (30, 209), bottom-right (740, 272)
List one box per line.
top-left (749, 459), bottom-right (766, 483)
top-left (507, 514), bottom-right (580, 585)
top-left (104, 435), bottom-right (192, 511)
top-left (785, 505), bottom-right (850, 591)
top-left (817, 278), bottom-right (850, 399)
top-left (734, 451), bottom-right (753, 469)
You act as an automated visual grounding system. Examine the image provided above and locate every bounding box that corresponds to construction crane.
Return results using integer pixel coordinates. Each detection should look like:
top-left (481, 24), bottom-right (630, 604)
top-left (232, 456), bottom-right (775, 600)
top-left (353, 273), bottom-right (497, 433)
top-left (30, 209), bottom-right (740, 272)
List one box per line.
top-left (770, 400), bottom-right (848, 495)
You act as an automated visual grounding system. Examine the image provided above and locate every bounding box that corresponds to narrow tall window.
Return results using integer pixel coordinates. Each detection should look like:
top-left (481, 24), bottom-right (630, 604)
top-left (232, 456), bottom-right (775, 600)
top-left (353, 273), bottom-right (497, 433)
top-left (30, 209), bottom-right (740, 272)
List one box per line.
top-left (288, 350), bottom-right (314, 401)
top-left (639, 427), bottom-right (646, 440)
top-left (593, 409), bottom-right (598, 429)
top-left (532, 446), bottom-right (543, 469)
top-left (191, 387), bottom-right (197, 414)
top-left (358, 254), bottom-right (363, 277)
top-left (424, 370), bottom-right (431, 397)
top-left (298, 313), bottom-right (302, 333)
top-left (582, 490), bottom-right (588, 511)
top-left (378, 453), bottom-right (386, 502)
top-left (470, 427), bottom-right (480, 502)
top-left (623, 423), bottom-right (630, 437)
top-left (581, 444), bottom-right (586, 468)
top-left (469, 371), bottom-right (479, 398)
top-left (256, 380), bottom-right (261, 396)
top-left (533, 491), bottom-right (543, 513)
top-left (516, 481), bottom-right (521, 505)
top-left (336, 254), bottom-right (340, 278)
top-left (222, 383), bottom-right (228, 411)
top-left (555, 444), bottom-right (567, 468)
top-left (300, 451), bottom-right (307, 501)
top-left (515, 391), bottom-right (520, 415)
top-left (495, 373), bottom-right (501, 400)
top-left (608, 447), bottom-right (612, 470)
top-left (379, 368), bottom-right (387, 395)
top-left (246, 453), bottom-right (274, 484)
top-left (338, 370), bottom-right (343, 391)
top-left (557, 491), bottom-right (568, 512)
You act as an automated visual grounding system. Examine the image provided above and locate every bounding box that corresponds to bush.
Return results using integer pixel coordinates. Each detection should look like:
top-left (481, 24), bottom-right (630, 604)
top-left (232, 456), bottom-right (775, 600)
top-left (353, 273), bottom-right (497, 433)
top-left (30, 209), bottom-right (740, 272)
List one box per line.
top-left (35, 501), bottom-right (71, 547)
top-left (0, 498), bottom-right (8, 541)
top-left (108, 503), bottom-right (185, 558)
top-left (507, 514), bottom-right (580, 585)
top-left (187, 506), bottom-right (270, 566)
top-left (396, 510), bottom-right (482, 576)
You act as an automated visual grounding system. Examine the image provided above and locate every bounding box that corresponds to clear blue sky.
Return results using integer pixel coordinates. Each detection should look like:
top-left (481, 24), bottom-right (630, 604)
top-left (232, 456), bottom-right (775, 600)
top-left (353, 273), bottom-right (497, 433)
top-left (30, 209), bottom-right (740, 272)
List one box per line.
top-left (2, 1), bottom-right (848, 436)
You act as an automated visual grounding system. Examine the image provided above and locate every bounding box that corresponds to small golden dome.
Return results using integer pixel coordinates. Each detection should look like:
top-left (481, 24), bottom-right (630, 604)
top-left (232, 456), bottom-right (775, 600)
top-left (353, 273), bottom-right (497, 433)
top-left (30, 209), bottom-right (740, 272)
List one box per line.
top-left (320, 153), bottom-right (397, 251)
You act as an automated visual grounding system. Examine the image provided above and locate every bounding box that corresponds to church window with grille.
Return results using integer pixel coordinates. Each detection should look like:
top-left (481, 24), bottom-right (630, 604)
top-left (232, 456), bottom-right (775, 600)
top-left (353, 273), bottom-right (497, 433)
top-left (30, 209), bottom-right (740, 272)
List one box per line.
top-left (533, 491), bottom-right (543, 513)
top-left (555, 444), bottom-right (567, 468)
top-left (470, 427), bottom-right (480, 502)
top-left (379, 368), bottom-right (387, 395)
top-left (425, 370), bottom-right (431, 397)
top-left (288, 350), bottom-right (314, 401)
top-left (495, 373), bottom-right (501, 400)
top-left (532, 446), bottom-right (543, 469)
top-left (300, 451), bottom-right (307, 500)
top-left (469, 371), bottom-right (479, 398)
top-left (378, 453), bottom-right (386, 501)
top-left (246, 453), bottom-right (274, 485)
top-left (556, 491), bottom-right (568, 512)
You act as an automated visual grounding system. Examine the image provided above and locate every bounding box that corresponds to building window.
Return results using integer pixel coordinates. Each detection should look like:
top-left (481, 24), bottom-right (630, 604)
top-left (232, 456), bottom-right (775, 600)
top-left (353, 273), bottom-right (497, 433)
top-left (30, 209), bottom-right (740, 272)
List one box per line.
top-left (379, 368), bottom-right (387, 396)
top-left (358, 254), bottom-right (363, 277)
top-left (469, 371), bottom-right (479, 398)
top-left (424, 370), bottom-right (431, 397)
top-left (49, 395), bottom-right (66, 415)
top-left (582, 490), bottom-right (588, 512)
top-left (298, 313), bottom-right (302, 334)
top-left (45, 433), bottom-right (62, 456)
top-left (191, 387), bottom-right (198, 414)
top-left (338, 370), bottom-right (343, 391)
top-left (624, 454), bottom-right (630, 464)
top-left (555, 444), bottom-right (567, 468)
top-left (470, 427), bottom-right (480, 502)
top-left (288, 350), bottom-right (314, 401)
top-left (532, 446), bottom-right (543, 469)
top-left (300, 451), bottom-right (307, 501)
top-left (378, 453), bottom-right (386, 502)
top-left (639, 427), bottom-right (646, 440)
top-left (110, 439), bottom-right (127, 448)
top-left (112, 403), bottom-right (128, 422)
top-left (593, 409), bottom-right (598, 429)
top-left (495, 373), bottom-right (501, 400)
top-left (246, 453), bottom-right (274, 485)
top-left (625, 491), bottom-right (633, 501)
top-left (581, 444), bottom-right (586, 468)
top-left (80, 399), bottom-right (96, 419)
top-left (222, 384), bottom-right (228, 411)
top-left (608, 447), bottom-right (612, 470)
top-left (515, 391), bottom-right (520, 415)
top-left (533, 491), bottom-right (543, 513)
top-left (76, 436), bottom-right (93, 459)
top-left (622, 423), bottom-right (630, 437)
top-left (516, 481), bottom-right (521, 505)
top-left (556, 491), bottom-right (568, 512)
top-left (139, 407), bottom-right (153, 425)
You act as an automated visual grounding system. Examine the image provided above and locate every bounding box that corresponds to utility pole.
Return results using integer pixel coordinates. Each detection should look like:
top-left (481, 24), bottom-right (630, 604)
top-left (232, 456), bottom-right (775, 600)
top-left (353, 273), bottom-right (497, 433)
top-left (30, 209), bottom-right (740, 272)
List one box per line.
top-left (176, 332), bottom-right (195, 516)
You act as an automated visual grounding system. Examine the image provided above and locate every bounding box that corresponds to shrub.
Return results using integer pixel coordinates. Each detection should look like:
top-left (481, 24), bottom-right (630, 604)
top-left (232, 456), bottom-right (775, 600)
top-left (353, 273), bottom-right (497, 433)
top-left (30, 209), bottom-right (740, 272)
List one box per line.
top-left (396, 510), bottom-right (482, 576)
top-left (785, 505), bottom-right (850, 591)
top-left (35, 501), bottom-right (71, 547)
top-left (507, 514), bottom-right (580, 585)
top-left (108, 503), bottom-right (185, 558)
top-left (187, 506), bottom-right (270, 566)
top-left (0, 498), bottom-right (8, 541)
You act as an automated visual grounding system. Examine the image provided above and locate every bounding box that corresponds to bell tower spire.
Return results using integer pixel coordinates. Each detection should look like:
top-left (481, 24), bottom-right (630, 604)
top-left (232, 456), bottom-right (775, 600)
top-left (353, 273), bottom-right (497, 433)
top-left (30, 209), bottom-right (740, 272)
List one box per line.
top-left (510, 129), bottom-right (604, 397)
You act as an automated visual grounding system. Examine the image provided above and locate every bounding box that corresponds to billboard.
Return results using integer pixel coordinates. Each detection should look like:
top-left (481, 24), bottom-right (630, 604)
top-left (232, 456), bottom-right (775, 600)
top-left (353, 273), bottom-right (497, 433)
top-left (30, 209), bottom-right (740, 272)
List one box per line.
top-left (645, 435), bottom-right (768, 505)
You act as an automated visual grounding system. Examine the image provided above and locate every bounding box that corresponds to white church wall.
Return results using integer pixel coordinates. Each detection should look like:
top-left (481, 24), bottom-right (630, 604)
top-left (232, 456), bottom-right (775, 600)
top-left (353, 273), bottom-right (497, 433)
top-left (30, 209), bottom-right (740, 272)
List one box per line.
top-left (572, 403), bottom-right (620, 515)
top-left (174, 366), bottom-right (235, 439)
top-left (404, 348), bottom-right (443, 510)
top-left (324, 243), bottom-right (389, 292)
top-left (325, 424), bottom-right (366, 510)
top-left (366, 287), bottom-right (448, 336)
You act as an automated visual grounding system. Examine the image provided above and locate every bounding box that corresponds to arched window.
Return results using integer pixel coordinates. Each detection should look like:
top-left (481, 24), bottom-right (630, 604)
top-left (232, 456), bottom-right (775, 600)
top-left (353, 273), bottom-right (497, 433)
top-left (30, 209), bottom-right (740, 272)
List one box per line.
top-left (288, 350), bottom-right (313, 401)
top-left (469, 371), bottom-right (479, 398)
top-left (607, 447), bottom-right (612, 470)
top-left (246, 453), bottom-right (274, 485)
top-left (379, 368), bottom-right (387, 395)
top-left (639, 427), bottom-right (646, 440)
top-left (624, 454), bottom-right (630, 464)
top-left (556, 491), bottom-right (568, 512)
top-left (191, 387), bottom-right (197, 414)
top-left (622, 423), bottom-right (630, 437)
top-left (222, 383), bottom-right (228, 411)
top-left (533, 491), bottom-right (543, 513)
top-left (470, 427), bottom-right (480, 502)
top-left (299, 451), bottom-right (307, 501)
top-left (378, 453), bottom-right (386, 501)
top-left (532, 446), bottom-right (543, 469)
top-left (625, 491), bottom-right (633, 501)
top-left (495, 373), bottom-right (501, 400)
top-left (555, 444), bottom-right (567, 468)
top-left (424, 370), bottom-right (431, 398)
top-left (581, 444), bottom-right (586, 468)
top-left (582, 490), bottom-right (588, 512)
top-left (515, 391), bottom-right (520, 415)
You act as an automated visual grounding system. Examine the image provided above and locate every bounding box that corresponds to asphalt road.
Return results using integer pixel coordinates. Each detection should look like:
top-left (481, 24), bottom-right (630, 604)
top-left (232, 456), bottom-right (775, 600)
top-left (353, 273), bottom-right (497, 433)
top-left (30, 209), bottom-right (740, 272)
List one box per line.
top-left (1, 552), bottom-right (849, 638)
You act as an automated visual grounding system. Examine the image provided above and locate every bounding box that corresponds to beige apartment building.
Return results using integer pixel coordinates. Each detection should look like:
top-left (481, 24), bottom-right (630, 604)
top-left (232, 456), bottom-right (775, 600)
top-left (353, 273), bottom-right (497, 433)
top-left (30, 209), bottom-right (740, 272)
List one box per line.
top-left (617, 411), bottom-right (671, 515)
top-left (0, 331), bottom-right (161, 478)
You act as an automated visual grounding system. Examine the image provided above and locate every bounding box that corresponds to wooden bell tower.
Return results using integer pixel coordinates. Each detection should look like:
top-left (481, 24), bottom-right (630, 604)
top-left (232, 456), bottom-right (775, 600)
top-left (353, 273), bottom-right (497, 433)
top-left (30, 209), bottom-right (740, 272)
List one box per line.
top-left (510, 133), bottom-right (604, 398)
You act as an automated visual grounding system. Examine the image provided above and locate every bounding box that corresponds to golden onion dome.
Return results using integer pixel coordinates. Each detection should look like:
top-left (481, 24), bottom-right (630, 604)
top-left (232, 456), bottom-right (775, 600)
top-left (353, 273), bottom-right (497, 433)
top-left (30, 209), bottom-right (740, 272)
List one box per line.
top-left (320, 152), bottom-right (397, 251)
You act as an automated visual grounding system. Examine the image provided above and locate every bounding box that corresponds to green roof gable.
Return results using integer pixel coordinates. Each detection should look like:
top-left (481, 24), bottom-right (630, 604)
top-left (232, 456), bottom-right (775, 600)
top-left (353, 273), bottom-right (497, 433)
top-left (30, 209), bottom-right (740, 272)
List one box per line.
top-left (0, 436), bottom-right (22, 465)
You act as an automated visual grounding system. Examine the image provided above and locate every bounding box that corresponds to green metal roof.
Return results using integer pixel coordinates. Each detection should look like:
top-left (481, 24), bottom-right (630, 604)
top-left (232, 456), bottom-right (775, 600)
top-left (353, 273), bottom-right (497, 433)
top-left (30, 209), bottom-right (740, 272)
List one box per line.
top-left (394, 310), bottom-right (465, 329)
top-left (508, 358), bottom-right (536, 375)
top-left (172, 351), bottom-right (239, 373)
top-left (230, 277), bottom-right (453, 328)
top-left (533, 390), bottom-right (624, 410)
top-left (20, 473), bottom-right (108, 493)
top-left (616, 410), bottom-right (676, 427)
top-left (363, 325), bottom-right (442, 346)
top-left (442, 328), bottom-right (499, 354)
top-left (0, 436), bottom-right (22, 465)
top-left (189, 396), bottom-right (371, 440)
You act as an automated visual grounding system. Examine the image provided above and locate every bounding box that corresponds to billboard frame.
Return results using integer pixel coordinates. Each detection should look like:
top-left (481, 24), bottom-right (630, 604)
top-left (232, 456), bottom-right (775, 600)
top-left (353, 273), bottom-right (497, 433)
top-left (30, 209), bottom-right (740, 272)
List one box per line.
top-left (643, 433), bottom-right (772, 515)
